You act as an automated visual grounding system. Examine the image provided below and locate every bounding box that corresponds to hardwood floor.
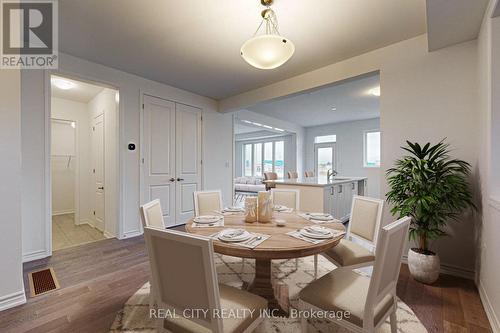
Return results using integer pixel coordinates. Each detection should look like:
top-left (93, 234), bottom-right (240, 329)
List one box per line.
top-left (0, 235), bottom-right (492, 333)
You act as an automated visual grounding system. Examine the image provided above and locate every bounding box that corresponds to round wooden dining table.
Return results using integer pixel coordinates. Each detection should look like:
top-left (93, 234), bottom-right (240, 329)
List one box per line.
top-left (185, 211), bottom-right (345, 314)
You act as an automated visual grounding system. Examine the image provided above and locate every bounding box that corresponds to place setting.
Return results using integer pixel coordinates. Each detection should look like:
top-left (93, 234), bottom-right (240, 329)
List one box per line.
top-left (273, 204), bottom-right (294, 213)
top-left (209, 228), bottom-right (270, 249)
top-left (191, 215), bottom-right (224, 228)
top-left (297, 212), bottom-right (342, 224)
top-left (287, 225), bottom-right (346, 244)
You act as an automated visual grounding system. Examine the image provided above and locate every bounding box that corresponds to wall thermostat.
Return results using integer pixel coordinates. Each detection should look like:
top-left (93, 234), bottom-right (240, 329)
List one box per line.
top-left (128, 143), bottom-right (136, 151)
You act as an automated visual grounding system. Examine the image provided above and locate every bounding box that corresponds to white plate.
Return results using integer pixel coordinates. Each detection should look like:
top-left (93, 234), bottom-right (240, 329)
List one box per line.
top-left (223, 207), bottom-right (244, 212)
top-left (193, 215), bottom-right (222, 224)
top-left (218, 229), bottom-right (252, 242)
top-left (274, 205), bottom-right (289, 212)
top-left (307, 213), bottom-right (334, 221)
top-left (300, 228), bottom-right (333, 239)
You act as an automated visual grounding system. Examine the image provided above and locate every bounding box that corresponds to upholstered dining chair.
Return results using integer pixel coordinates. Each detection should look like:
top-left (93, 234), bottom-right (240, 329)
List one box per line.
top-left (193, 190), bottom-right (223, 216)
top-left (193, 190), bottom-right (247, 271)
top-left (298, 216), bottom-right (410, 333)
top-left (287, 171), bottom-right (299, 179)
top-left (140, 199), bottom-right (166, 229)
top-left (312, 196), bottom-right (384, 280)
top-left (144, 227), bottom-right (267, 333)
top-left (271, 189), bottom-right (300, 270)
top-left (271, 189), bottom-right (300, 211)
top-left (304, 170), bottom-right (315, 178)
top-left (264, 172), bottom-right (278, 190)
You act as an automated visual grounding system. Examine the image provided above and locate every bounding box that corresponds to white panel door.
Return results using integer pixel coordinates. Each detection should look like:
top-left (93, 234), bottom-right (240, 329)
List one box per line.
top-left (175, 103), bottom-right (202, 224)
top-left (143, 95), bottom-right (176, 227)
top-left (92, 114), bottom-right (105, 231)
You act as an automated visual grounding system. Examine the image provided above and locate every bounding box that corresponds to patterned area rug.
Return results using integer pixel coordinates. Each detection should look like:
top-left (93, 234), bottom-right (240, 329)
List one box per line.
top-left (110, 255), bottom-right (427, 333)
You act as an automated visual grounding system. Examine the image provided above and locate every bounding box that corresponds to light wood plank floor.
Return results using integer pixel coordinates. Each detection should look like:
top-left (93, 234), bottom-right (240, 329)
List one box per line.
top-left (0, 233), bottom-right (492, 333)
top-left (52, 214), bottom-right (106, 251)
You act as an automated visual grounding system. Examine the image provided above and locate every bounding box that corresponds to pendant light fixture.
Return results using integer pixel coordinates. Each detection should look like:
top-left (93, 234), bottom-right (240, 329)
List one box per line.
top-left (241, 0), bottom-right (295, 70)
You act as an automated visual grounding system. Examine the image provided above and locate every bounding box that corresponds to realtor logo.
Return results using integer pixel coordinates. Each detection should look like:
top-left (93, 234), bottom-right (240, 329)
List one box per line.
top-left (1, 0), bottom-right (58, 68)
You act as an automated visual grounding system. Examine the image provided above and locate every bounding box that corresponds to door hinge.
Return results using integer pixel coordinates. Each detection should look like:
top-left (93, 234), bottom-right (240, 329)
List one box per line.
top-left (92, 126), bottom-right (95, 131)
top-left (93, 169), bottom-right (95, 174)
top-left (142, 158), bottom-right (145, 164)
top-left (142, 103), bottom-right (144, 109)
top-left (93, 211), bottom-right (96, 216)
top-left (200, 159), bottom-right (203, 165)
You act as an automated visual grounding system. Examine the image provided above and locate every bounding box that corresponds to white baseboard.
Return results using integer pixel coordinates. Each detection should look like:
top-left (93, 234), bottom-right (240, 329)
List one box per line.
top-left (76, 218), bottom-right (91, 226)
top-left (478, 280), bottom-right (500, 333)
top-left (121, 229), bottom-right (142, 239)
top-left (103, 230), bottom-right (115, 239)
top-left (401, 255), bottom-right (475, 280)
top-left (0, 290), bottom-right (26, 312)
top-left (52, 209), bottom-right (75, 216)
top-left (22, 249), bottom-right (50, 263)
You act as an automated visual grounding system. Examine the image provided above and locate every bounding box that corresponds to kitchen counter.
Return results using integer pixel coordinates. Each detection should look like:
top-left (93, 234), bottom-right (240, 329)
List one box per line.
top-left (265, 176), bottom-right (367, 187)
top-left (267, 176), bottom-right (368, 221)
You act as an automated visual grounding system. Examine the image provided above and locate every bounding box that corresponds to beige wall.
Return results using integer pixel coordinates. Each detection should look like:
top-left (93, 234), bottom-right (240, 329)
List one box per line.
top-left (0, 70), bottom-right (26, 310)
top-left (222, 34), bottom-right (480, 275)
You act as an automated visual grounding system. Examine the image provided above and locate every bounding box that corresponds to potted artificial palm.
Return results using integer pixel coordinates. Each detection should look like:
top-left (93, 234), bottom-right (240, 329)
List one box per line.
top-left (386, 140), bottom-right (475, 284)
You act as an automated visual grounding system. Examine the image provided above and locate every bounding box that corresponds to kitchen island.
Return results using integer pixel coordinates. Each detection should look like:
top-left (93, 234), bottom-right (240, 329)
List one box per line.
top-left (266, 177), bottom-right (367, 221)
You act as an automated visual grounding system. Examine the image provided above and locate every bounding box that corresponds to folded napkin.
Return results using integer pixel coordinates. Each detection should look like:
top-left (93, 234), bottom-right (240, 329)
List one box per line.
top-left (305, 226), bottom-right (330, 235)
top-left (286, 230), bottom-right (325, 244)
top-left (220, 228), bottom-right (245, 238)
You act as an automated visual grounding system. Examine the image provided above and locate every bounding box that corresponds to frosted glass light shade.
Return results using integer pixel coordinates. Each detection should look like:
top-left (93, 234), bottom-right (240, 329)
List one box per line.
top-left (241, 35), bottom-right (295, 69)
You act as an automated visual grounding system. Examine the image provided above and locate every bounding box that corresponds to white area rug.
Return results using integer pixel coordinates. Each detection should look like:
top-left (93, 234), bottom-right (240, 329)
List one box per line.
top-left (110, 255), bottom-right (427, 333)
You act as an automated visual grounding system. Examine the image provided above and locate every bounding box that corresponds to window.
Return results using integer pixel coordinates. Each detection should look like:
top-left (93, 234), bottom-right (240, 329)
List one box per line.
top-left (244, 144), bottom-right (252, 176)
top-left (364, 131), bottom-right (381, 167)
top-left (242, 140), bottom-right (285, 178)
top-left (263, 142), bottom-right (273, 173)
top-left (253, 143), bottom-right (262, 176)
top-left (314, 135), bottom-right (337, 144)
top-left (274, 141), bottom-right (284, 178)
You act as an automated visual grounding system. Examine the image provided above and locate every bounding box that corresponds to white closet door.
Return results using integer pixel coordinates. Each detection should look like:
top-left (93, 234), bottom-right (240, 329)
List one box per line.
top-left (92, 114), bottom-right (105, 231)
top-left (143, 95), bottom-right (176, 227)
top-left (175, 103), bottom-right (202, 225)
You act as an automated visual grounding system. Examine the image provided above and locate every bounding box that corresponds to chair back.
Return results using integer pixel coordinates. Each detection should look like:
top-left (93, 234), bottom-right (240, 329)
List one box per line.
top-left (193, 190), bottom-right (223, 216)
top-left (271, 189), bottom-right (300, 210)
top-left (144, 227), bottom-right (223, 332)
top-left (264, 172), bottom-right (278, 181)
top-left (364, 217), bottom-right (410, 325)
top-left (140, 199), bottom-right (166, 229)
top-left (304, 170), bottom-right (315, 177)
top-left (347, 196), bottom-right (384, 247)
top-left (287, 171), bottom-right (298, 179)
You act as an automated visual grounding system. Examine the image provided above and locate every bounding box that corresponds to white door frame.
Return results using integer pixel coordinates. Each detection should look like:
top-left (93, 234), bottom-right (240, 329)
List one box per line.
top-left (42, 70), bottom-right (123, 260)
top-left (314, 142), bottom-right (337, 179)
top-left (139, 92), bottom-right (204, 229)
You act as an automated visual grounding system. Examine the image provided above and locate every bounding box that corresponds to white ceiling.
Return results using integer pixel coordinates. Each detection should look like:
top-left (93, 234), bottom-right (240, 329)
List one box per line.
top-left (247, 73), bottom-right (380, 128)
top-left (51, 75), bottom-right (105, 103)
top-left (59, 0), bottom-right (426, 99)
top-left (426, 0), bottom-right (489, 51)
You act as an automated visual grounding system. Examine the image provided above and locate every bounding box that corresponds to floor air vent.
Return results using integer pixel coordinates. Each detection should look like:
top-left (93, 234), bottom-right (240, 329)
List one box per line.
top-left (28, 268), bottom-right (60, 297)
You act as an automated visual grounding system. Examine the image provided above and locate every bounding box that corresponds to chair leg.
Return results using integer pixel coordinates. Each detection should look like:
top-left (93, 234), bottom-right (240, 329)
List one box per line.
top-left (314, 254), bottom-right (318, 280)
top-left (295, 258), bottom-right (299, 270)
top-left (301, 316), bottom-right (308, 332)
top-left (390, 311), bottom-right (397, 333)
top-left (241, 258), bottom-right (246, 273)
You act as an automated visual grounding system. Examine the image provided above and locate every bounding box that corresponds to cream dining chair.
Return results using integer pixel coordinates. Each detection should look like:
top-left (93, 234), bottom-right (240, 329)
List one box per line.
top-left (144, 227), bottom-right (267, 333)
top-left (271, 188), bottom-right (300, 211)
top-left (311, 196), bottom-right (384, 280)
top-left (271, 189), bottom-right (300, 270)
top-left (193, 190), bottom-right (223, 216)
top-left (298, 216), bottom-right (410, 333)
top-left (193, 190), bottom-right (247, 271)
top-left (287, 171), bottom-right (299, 179)
top-left (140, 199), bottom-right (166, 229)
